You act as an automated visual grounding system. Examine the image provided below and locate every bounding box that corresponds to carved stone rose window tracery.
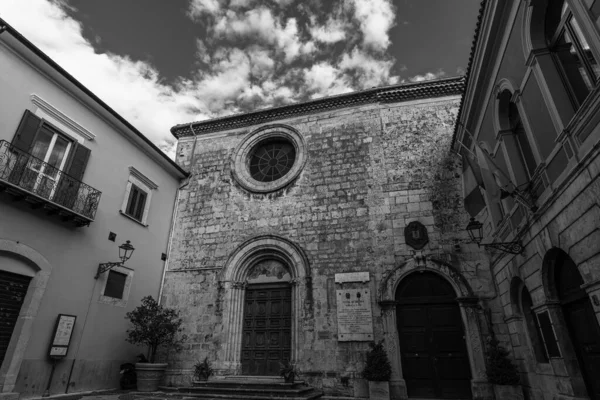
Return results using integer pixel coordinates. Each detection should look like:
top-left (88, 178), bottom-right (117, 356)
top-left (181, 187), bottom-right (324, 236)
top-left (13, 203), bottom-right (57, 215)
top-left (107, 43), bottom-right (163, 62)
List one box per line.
top-left (231, 125), bottom-right (307, 193)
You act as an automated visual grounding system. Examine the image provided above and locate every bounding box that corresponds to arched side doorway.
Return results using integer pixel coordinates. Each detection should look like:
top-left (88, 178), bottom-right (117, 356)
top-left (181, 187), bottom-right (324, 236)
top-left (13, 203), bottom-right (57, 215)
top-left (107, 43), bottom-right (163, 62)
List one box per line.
top-left (544, 248), bottom-right (600, 399)
top-left (0, 240), bottom-right (52, 394)
top-left (218, 235), bottom-right (310, 376)
top-left (396, 271), bottom-right (472, 399)
top-left (378, 259), bottom-right (490, 400)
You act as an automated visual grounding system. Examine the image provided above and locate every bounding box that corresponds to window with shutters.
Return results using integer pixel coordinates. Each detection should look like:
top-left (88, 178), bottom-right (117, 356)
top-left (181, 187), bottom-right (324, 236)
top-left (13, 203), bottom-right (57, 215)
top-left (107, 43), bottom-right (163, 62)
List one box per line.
top-left (1, 110), bottom-right (100, 225)
top-left (120, 167), bottom-right (157, 226)
top-left (125, 184), bottom-right (147, 222)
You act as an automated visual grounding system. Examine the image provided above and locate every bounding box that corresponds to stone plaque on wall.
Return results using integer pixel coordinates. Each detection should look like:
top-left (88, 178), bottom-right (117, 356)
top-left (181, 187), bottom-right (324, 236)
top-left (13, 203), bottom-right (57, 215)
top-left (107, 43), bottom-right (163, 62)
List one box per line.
top-left (336, 288), bottom-right (374, 341)
top-left (335, 272), bottom-right (370, 283)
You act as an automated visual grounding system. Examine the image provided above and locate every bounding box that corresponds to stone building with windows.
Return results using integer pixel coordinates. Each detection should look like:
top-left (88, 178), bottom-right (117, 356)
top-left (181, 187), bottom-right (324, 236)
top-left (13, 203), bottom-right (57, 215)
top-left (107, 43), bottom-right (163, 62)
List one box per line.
top-left (454, 0), bottom-right (600, 399)
top-left (162, 77), bottom-right (504, 400)
top-left (0, 20), bottom-right (187, 399)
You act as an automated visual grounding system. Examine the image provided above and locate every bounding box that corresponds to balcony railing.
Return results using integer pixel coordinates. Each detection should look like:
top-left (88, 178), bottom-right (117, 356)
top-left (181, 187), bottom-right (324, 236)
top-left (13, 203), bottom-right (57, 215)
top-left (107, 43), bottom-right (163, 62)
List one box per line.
top-left (0, 140), bottom-right (101, 226)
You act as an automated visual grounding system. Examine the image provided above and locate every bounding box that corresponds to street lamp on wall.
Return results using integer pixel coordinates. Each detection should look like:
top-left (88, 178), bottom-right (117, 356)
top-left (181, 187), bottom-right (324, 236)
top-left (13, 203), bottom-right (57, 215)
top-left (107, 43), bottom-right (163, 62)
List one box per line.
top-left (465, 218), bottom-right (523, 255)
top-left (94, 240), bottom-right (135, 279)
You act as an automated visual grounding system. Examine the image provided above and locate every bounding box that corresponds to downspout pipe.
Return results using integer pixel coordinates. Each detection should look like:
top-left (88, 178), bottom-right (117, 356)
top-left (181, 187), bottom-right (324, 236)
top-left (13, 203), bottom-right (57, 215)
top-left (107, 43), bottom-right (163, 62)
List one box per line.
top-left (158, 124), bottom-right (198, 303)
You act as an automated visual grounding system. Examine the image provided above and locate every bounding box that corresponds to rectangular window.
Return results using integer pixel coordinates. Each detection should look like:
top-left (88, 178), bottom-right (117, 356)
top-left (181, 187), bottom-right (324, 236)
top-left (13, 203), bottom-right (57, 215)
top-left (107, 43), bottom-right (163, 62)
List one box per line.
top-left (103, 270), bottom-right (128, 299)
top-left (125, 184), bottom-right (147, 222)
top-left (537, 310), bottom-right (561, 358)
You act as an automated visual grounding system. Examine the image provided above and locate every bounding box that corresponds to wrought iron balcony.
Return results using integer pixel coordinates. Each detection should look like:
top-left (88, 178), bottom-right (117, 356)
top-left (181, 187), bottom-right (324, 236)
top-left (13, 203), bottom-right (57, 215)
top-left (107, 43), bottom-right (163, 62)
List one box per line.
top-left (0, 140), bottom-right (101, 226)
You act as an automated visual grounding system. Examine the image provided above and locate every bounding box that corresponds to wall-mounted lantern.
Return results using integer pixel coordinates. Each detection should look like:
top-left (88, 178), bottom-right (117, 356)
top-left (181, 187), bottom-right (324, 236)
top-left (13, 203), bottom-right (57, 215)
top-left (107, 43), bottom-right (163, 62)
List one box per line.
top-left (465, 218), bottom-right (523, 255)
top-left (94, 240), bottom-right (135, 279)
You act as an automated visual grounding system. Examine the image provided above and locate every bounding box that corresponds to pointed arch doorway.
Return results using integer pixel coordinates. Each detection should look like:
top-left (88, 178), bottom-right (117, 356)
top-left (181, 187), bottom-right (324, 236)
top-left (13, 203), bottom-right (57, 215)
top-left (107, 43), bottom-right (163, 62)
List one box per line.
top-left (396, 271), bottom-right (472, 399)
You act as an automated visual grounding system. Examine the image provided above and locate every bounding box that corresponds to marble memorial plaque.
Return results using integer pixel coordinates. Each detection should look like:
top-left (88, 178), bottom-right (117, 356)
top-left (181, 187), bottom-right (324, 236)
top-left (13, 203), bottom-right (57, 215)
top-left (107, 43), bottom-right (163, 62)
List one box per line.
top-left (336, 288), bottom-right (374, 341)
top-left (335, 272), bottom-right (370, 283)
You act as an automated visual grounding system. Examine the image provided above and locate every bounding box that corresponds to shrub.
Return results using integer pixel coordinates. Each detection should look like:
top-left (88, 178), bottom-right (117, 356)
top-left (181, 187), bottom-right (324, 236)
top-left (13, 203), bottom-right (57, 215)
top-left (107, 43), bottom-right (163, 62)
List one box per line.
top-left (486, 337), bottom-right (520, 385)
top-left (193, 357), bottom-right (213, 380)
top-left (362, 340), bottom-right (392, 381)
top-left (125, 296), bottom-right (187, 363)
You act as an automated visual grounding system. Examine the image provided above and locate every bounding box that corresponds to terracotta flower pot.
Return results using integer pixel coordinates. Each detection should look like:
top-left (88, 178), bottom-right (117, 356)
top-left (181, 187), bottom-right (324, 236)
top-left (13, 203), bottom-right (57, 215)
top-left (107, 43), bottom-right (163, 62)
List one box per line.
top-left (135, 362), bottom-right (168, 392)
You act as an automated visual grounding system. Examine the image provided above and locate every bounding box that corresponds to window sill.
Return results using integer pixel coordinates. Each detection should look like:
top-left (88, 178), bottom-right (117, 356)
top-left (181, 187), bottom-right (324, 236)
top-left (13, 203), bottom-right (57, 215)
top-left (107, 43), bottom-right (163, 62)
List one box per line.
top-left (119, 210), bottom-right (148, 227)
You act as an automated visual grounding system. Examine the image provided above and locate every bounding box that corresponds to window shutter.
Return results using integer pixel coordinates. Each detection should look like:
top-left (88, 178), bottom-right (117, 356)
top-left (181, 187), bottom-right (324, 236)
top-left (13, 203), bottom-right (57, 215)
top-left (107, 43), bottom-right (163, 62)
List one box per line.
top-left (135, 191), bottom-right (147, 221)
top-left (12, 110), bottom-right (42, 152)
top-left (55, 143), bottom-right (90, 212)
top-left (65, 143), bottom-right (91, 181)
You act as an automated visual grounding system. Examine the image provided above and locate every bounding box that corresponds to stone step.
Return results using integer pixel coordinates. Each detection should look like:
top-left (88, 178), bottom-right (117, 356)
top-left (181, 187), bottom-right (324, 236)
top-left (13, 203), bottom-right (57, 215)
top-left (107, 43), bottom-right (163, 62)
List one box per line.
top-left (192, 379), bottom-right (307, 390)
top-left (222, 375), bottom-right (286, 382)
top-left (182, 385), bottom-right (313, 396)
top-left (168, 392), bottom-right (323, 400)
top-left (161, 378), bottom-right (323, 400)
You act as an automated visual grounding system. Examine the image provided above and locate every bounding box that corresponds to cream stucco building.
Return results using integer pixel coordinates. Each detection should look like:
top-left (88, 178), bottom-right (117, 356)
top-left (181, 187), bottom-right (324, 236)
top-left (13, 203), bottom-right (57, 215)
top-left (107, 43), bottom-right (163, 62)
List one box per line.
top-left (0, 20), bottom-right (187, 399)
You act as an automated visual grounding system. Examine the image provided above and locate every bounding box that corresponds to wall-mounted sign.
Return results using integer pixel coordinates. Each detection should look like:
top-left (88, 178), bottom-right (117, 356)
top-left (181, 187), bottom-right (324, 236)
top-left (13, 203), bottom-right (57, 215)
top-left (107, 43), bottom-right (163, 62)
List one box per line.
top-left (335, 272), bottom-right (370, 284)
top-left (404, 221), bottom-right (429, 250)
top-left (336, 288), bottom-right (374, 341)
top-left (48, 314), bottom-right (76, 358)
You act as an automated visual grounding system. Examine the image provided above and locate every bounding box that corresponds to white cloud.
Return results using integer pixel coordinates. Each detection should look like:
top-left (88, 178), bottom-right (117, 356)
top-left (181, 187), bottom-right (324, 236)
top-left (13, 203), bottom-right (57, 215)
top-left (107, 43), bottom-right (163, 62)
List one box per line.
top-left (303, 62), bottom-right (352, 97)
top-left (409, 70), bottom-right (447, 82)
top-left (309, 16), bottom-right (347, 44)
top-left (339, 48), bottom-right (399, 87)
top-left (214, 8), bottom-right (314, 63)
top-left (0, 0), bottom-right (404, 157)
top-left (351, 0), bottom-right (396, 51)
top-left (0, 0), bottom-right (207, 156)
top-left (187, 0), bottom-right (222, 19)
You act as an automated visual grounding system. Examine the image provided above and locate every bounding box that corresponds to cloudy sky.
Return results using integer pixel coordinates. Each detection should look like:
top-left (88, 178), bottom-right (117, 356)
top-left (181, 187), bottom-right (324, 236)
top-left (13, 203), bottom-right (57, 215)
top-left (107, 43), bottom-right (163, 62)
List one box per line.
top-left (0, 0), bottom-right (480, 157)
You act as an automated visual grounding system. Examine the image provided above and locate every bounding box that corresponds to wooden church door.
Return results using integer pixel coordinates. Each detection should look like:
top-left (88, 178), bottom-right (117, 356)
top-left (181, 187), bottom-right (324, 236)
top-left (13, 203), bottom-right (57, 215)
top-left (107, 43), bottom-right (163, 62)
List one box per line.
top-left (241, 283), bottom-right (291, 375)
top-left (396, 272), bottom-right (472, 399)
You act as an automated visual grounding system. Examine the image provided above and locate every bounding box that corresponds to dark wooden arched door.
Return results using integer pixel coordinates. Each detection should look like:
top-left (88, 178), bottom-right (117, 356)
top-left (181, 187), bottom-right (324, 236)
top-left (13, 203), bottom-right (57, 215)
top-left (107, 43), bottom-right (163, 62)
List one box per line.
top-left (396, 272), bottom-right (471, 399)
top-left (555, 252), bottom-right (600, 400)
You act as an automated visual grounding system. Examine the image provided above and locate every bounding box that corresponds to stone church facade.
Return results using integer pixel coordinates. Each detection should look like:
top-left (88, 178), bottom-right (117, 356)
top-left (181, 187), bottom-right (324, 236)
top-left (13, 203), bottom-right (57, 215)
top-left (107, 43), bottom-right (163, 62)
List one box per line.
top-left (161, 77), bottom-right (504, 399)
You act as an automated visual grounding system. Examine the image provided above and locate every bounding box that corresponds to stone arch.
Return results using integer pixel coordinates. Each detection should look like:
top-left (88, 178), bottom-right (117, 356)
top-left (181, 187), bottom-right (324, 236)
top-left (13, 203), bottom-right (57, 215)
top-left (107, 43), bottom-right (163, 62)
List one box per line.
top-left (493, 79), bottom-right (517, 134)
top-left (521, 0), bottom-right (535, 59)
top-left (379, 257), bottom-right (474, 303)
top-left (0, 240), bottom-right (52, 394)
top-left (541, 247), bottom-right (580, 302)
top-left (230, 124), bottom-right (308, 194)
top-left (527, 0), bottom-right (549, 52)
top-left (217, 235), bottom-right (310, 375)
top-left (378, 258), bottom-right (489, 400)
top-left (509, 276), bottom-right (526, 317)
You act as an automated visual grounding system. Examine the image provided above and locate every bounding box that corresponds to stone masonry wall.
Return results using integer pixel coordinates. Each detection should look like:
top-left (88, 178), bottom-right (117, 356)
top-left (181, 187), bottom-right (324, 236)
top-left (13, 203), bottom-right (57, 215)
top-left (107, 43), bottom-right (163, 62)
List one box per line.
top-left (162, 95), bottom-right (495, 396)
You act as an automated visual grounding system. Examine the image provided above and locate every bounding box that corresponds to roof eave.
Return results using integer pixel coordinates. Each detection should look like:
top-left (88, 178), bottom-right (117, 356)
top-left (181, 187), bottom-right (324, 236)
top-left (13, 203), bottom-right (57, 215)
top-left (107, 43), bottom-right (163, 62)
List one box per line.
top-left (0, 18), bottom-right (189, 179)
top-left (171, 76), bottom-right (465, 139)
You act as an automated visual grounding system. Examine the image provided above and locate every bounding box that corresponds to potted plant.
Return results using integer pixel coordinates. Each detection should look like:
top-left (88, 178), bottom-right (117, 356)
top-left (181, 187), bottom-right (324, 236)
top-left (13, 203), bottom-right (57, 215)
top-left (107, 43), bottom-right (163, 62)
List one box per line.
top-left (125, 296), bottom-right (187, 392)
top-left (486, 337), bottom-right (523, 400)
top-left (279, 360), bottom-right (296, 383)
top-left (193, 357), bottom-right (213, 382)
top-left (362, 340), bottom-right (392, 400)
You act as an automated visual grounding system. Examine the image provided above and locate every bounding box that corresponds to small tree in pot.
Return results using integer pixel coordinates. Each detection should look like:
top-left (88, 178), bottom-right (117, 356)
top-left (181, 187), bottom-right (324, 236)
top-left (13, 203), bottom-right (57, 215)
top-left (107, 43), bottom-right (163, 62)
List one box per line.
top-left (362, 341), bottom-right (392, 400)
top-left (125, 296), bottom-right (187, 391)
top-left (486, 337), bottom-right (523, 400)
